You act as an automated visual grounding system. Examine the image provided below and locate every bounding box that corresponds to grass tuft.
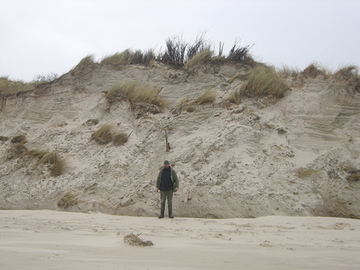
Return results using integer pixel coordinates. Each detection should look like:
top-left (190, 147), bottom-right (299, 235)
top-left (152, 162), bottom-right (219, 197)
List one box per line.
top-left (195, 88), bottom-right (216, 105)
top-left (0, 77), bottom-right (35, 95)
top-left (57, 192), bottom-right (78, 210)
top-left (92, 124), bottom-right (114, 145)
top-left (297, 168), bottom-right (319, 178)
top-left (101, 49), bottom-right (155, 69)
top-left (113, 133), bottom-right (128, 146)
top-left (11, 135), bottom-right (27, 144)
top-left (106, 81), bottom-right (168, 108)
top-left (333, 65), bottom-right (360, 92)
top-left (227, 90), bottom-right (241, 105)
top-left (184, 50), bottom-right (213, 70)
top-left (35, 151), bottom-right (65, 176)
top-left (0, 136), bottom-right (9, 141)
top-left (277, 64), bottom-right (300, 78)
top-left (227, 42), bottom-right (252, 64)
top-left (241, 66), bottom-right (289, 98)
top-left (300, 63), bottom-right (330, 79)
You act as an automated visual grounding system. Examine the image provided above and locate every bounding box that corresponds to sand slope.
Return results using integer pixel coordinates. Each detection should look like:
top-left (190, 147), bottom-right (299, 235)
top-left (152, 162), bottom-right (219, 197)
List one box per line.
top-left (0, 62), bottom-right (360, 218)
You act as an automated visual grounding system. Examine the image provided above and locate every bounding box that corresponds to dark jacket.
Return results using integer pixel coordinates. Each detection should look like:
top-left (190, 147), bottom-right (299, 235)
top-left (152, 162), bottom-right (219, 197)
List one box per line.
top-left (156, 166), bottom-right (179, 191)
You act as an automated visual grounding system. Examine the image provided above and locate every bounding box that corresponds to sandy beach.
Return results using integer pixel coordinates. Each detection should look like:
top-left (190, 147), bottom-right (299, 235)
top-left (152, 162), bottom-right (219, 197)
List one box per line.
top-left (0, 210), bottom-right (359, 269)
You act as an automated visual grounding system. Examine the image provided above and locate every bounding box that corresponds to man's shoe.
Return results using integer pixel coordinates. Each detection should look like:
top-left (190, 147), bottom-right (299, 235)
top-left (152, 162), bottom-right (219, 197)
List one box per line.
top-left (158, 215), bottom-right (164, 219)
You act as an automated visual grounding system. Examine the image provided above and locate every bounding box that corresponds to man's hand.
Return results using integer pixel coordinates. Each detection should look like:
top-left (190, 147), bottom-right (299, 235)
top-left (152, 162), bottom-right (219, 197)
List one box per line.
top-left (175, 188), bottom-right (178, 192)
top-left (156, 188), bottom-right (159, 192)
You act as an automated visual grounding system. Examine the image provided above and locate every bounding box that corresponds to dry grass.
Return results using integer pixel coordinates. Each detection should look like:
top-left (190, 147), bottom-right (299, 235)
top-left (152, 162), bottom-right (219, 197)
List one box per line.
top-left (23, 149), bottom-right (47, 159)
top-left (241, 66), bottom-right (289, 98)
top-left (92, 124), bottom-right (114, 145)
top-left (106, 81), bottom-right (168, 108)
top-left (0, 77), bottom-right (35, 95)
top-left (347, 171), bottom-right (360, 183)
top-left (333, 65), bottom-right (360, 92)
top-left (35, 151), bottom-right (65, 176)
top-left (300, 63), bottom-right (330, 79)
top-left (277, 64), bottom-right (301, 78)
top-left (101, 49), bottom-right (155, 69)
top-left (57, 192), bottom-right (78, 210)
top-left (297, 168), bottom-right (319, 178)
top-left (226, 90), bottom-right (241, 105)
top-left (184, 50), bottom-right (213, 70)
top-left (113, 133), bottom-right (128, 146)
top-left (11, 135), bottom-right (27, 144)
top-left (123, 233), bottom-right (154, 247)
top-left (0, 136), bottom-right (9, 141)
top-left (195, 88), bottom-right (216, 105)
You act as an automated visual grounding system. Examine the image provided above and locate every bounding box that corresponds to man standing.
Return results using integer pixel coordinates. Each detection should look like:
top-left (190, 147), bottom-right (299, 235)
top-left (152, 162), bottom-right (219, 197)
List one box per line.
top-left (156, 160), bottom-right (179, 219)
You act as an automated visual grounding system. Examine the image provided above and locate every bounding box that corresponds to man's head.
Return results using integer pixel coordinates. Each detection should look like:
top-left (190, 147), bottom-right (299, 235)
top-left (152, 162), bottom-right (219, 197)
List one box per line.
top-left (164, 160), bottom-right (170, 168)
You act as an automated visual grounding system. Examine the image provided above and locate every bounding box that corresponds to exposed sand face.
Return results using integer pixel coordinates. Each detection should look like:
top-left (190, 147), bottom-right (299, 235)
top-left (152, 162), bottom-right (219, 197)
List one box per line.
top-left (1, 210), bottom-right (360, 270)
top-left (0, 63), bottom-right (360, 219)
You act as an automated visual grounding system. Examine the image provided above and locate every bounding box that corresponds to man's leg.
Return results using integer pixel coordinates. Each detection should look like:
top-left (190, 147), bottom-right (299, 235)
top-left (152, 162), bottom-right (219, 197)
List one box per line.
top-left (167, 190), bottom-right (174, 218)
top-left (158, 191), bottom-right (166, 219)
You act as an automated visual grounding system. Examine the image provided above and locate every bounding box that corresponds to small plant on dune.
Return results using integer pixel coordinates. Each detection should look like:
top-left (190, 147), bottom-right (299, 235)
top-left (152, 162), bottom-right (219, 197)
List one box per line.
top-left (347, 171), bottom-right (360, 183)
top-left (227, 42), bottom-right (253, 64)
top-left (57, 192), bottom-right (78, 210)
top-left (33, 72), bottom-right (59, 84)
top-left (23, 149), bottom-right (47, 159)
top-left (92, 124), bottom-right (114, 145)
top-left (300, 62), bottom-right (330, 79)
top-left (194, 88), bottom-right (216, 105)
top-left (297, 167), bottom-right (319, 178)
top-left (113, 132), bottom-right (128, 146)
top-left (0, 136), bottom-right (9, 141)
top-left (184, 50), bottom-right (214, 70)
top-left (35, 151), bottom-right (65, 176)
top-left (11, 135), bottom-right (27, 144)
top-left (7, 142), bottom-right (28, 159)
top-left (241, 65), bottom-right (289, 98)
top-left (163, 35), bottom-right (188, 68)
top-left (227, 89), bottom-right (241, 105)
top-left (277, 64), bottom-right (301, 78)
top-left (101, 49), bottom-right (156, 69)
top-left (333, 65), bottom-right (360, 92)
top-left (106, 81), bottom-right (168, 108)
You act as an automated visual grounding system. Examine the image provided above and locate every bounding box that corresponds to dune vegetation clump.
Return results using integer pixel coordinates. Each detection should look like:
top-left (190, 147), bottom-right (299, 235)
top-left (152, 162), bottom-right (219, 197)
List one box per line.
top-left (91, 124), bottom-right (129, 146)
top-left (195, 88), bottom-right (216, 105)
top-left (101, 49), bottom-right (155, 69)
top-left (91, 124), bottom-right (114, 145)
top-left (57, 192), bottom-right (78, 210)
top-left (297, 167), bottom-right (320, 178)
top-left (35, 151), bottom-right (65, 176)
top-left (333, 65), bottom-right (360, 93)
top-left (11, 135), bottom-right (27, 144)
top-left (227, 90), bottom-right (241, 105)
top-left (113, 132), bottom-right (128, 146)
top-left (241, 66), bottom-right (289, 98)
top-left (106, 81), bottom-right (168, 108)
top-left (300, 63), bottom-right (330, 79)
top-left (0, 77), bottom-right (35, 95)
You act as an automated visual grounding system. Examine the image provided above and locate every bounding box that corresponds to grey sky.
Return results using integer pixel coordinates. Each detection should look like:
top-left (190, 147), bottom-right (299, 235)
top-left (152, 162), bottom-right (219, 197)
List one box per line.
top-left (1, 0), bottom-right (359, 82)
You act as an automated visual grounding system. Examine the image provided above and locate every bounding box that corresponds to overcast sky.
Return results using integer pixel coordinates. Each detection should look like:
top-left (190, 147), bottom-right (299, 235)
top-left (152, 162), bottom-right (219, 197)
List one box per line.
top-left (1, 0), bottom-right (359, 82)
